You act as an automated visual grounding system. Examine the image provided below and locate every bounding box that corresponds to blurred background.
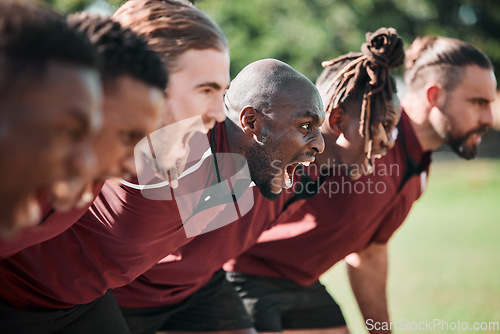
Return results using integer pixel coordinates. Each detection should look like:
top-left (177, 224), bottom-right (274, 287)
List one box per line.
top-left (43, 0), bottom-right (500, 81)
top-left (44, 0), bottom-right (500, 154)
top-left (42, 1), bottom-right (500, 333)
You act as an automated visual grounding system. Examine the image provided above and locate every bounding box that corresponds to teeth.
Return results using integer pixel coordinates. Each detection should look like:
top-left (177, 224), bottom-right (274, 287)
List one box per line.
top-left (284, 167), bottom-right (293, 189)
top-left (373, 154), bottom-right (382, 160)
top-left (302, 161), bottom-right (311, 166)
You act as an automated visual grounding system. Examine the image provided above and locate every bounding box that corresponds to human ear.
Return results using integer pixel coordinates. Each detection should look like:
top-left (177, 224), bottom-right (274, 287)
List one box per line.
top-left (426, 84), bottom-right (442, 107)
top-left (328, 107), bottom-right (345, 135)
top-left (239, 106), bottom-right (260, 134)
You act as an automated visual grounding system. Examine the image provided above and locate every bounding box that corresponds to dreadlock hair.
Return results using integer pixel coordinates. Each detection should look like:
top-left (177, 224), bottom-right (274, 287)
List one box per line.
top-left (0, 0), bottom-right (97, 99)
top-left (404, 36), bottom-right (493, 93)
top-left (67, 13), bottom-right (167, 92)
top-left (112, 0), bottom-right (228, 73)
top-left (316, 27), bottom-right (404, 163)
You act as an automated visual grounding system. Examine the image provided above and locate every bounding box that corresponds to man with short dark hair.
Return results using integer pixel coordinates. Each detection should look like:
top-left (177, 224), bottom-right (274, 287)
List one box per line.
top-left (0, 12), bottom-right (167, 259)
top-left (0, 0), bottom-right (102, 238)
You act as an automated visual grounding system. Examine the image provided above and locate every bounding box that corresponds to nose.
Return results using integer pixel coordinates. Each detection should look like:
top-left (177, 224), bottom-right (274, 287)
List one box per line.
top-left (310, 129), bottom-right (325, 154)
top-left (69, 141), bottom-right (98, 182)
top-left (203, 95), bottom-right (226, 127)
top-left (481, 104), bottom-right (495, 128)
top-left (372, 123), bottom-right (395, 155)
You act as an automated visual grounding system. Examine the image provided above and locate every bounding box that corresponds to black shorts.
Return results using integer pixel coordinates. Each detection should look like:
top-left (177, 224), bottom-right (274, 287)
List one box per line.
top-left (0, 290), bottom-right (130, 334)
top-left (226, 271), bottom-right (346, 332)
top-left (119, 270), bottom-right (254, 334)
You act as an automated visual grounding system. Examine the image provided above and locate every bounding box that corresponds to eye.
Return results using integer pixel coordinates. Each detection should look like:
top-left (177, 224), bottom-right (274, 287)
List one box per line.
top-left (300, 123), bottom-right (311, 131)
top-left (471, 98), bottom-right (489, 107)
top-left (120, 131), bottom-right (144, 146)
top-left (202, 88), bottom-right (213, 95)
top-left (58, 126), bottom-right (84, 143)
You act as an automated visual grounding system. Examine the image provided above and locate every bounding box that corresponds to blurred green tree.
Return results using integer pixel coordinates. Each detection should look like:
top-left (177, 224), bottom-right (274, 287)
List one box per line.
top-left (42, 0), bottom-right (500, 84)
top-left (196, 0), bottom-right (500, 82)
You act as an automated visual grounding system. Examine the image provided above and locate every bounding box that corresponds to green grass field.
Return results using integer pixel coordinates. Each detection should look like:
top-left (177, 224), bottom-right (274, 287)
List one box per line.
top-left (321, 158), bottom-right (500, 334)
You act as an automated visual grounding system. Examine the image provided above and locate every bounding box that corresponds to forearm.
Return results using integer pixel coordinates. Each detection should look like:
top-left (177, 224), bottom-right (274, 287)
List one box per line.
top-left (346, 242), bottom-right (390, 334)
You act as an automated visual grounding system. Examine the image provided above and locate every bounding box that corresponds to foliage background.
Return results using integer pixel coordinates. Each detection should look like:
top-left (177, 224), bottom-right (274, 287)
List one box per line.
top-left (43, 0), bottom-right (500, 84)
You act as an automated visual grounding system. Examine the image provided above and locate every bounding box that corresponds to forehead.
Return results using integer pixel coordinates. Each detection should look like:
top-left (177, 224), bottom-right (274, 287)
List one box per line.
top-left (169, 48), bottom-right (230, 89)
top-left (454, 65), bottom-right (497, 101)
top-left (8, 62), bottom-right (102, 124)
top-left (278, 84), bottom-right (325, 122)
top-left (104, 75), bottom-right (164, 126)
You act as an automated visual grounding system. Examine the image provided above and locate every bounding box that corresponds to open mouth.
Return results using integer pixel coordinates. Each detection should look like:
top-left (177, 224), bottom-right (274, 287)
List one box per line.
top-left (283, 160), bottom-right (313, 189)
top-left (471, 132), bottom-right (483, 145)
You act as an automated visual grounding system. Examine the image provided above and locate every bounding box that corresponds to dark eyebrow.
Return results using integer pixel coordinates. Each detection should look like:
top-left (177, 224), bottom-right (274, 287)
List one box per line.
top-left (195, 82), bottom-right (228, 90)
top-left (469, 97), bottom-right (491, 104)
top-left (295, 110), bottom-right (321, 124)
top-left (68, 108), bottom-right (90, 130)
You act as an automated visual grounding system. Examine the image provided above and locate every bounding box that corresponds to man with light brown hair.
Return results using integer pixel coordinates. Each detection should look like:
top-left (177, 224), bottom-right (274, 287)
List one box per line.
top-left (113, 0), bottom-right (230, 188)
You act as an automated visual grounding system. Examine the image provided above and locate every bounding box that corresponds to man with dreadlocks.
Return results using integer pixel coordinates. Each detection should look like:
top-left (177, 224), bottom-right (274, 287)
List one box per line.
top-left (226, 35), bottom-right (496, 333)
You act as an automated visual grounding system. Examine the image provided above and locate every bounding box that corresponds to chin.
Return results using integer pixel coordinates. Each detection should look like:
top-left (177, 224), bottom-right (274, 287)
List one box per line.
top-left (453, 143), bottom-right (478, 160)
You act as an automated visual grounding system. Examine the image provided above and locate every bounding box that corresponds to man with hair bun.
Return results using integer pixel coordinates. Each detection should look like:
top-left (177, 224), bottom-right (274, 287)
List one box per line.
top-left (0, 0), bottom-right (102, 238)
top-left (110, 28), bottom-right (402, 334)
top-left (226, 35), bottom-right (496, 333)
top-left (403, 36), bottom-right (495, 160)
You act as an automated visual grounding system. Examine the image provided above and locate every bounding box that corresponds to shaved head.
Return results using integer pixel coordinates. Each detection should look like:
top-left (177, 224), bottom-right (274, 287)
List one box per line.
top-left (223, 58), bottom-right (325, 200)
top-left (225, 59), bottom-right (322, 121)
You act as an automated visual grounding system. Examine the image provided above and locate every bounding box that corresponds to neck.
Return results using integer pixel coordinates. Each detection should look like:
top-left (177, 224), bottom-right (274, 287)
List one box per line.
top-left (402, 95), bottom-right (444, 153)
top-left (224, 118), bottom-right (247, 155)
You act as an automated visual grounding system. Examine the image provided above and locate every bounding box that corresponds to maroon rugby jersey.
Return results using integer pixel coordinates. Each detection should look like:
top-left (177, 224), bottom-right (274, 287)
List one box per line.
top-left (0, 182), bottom-right (104, 258)
top-left (111, 177), bottom-right (308, 308)
top-left (225, 111), bottom-right (432, 287)
top-left (0, 122), bottom-right (247, 309)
